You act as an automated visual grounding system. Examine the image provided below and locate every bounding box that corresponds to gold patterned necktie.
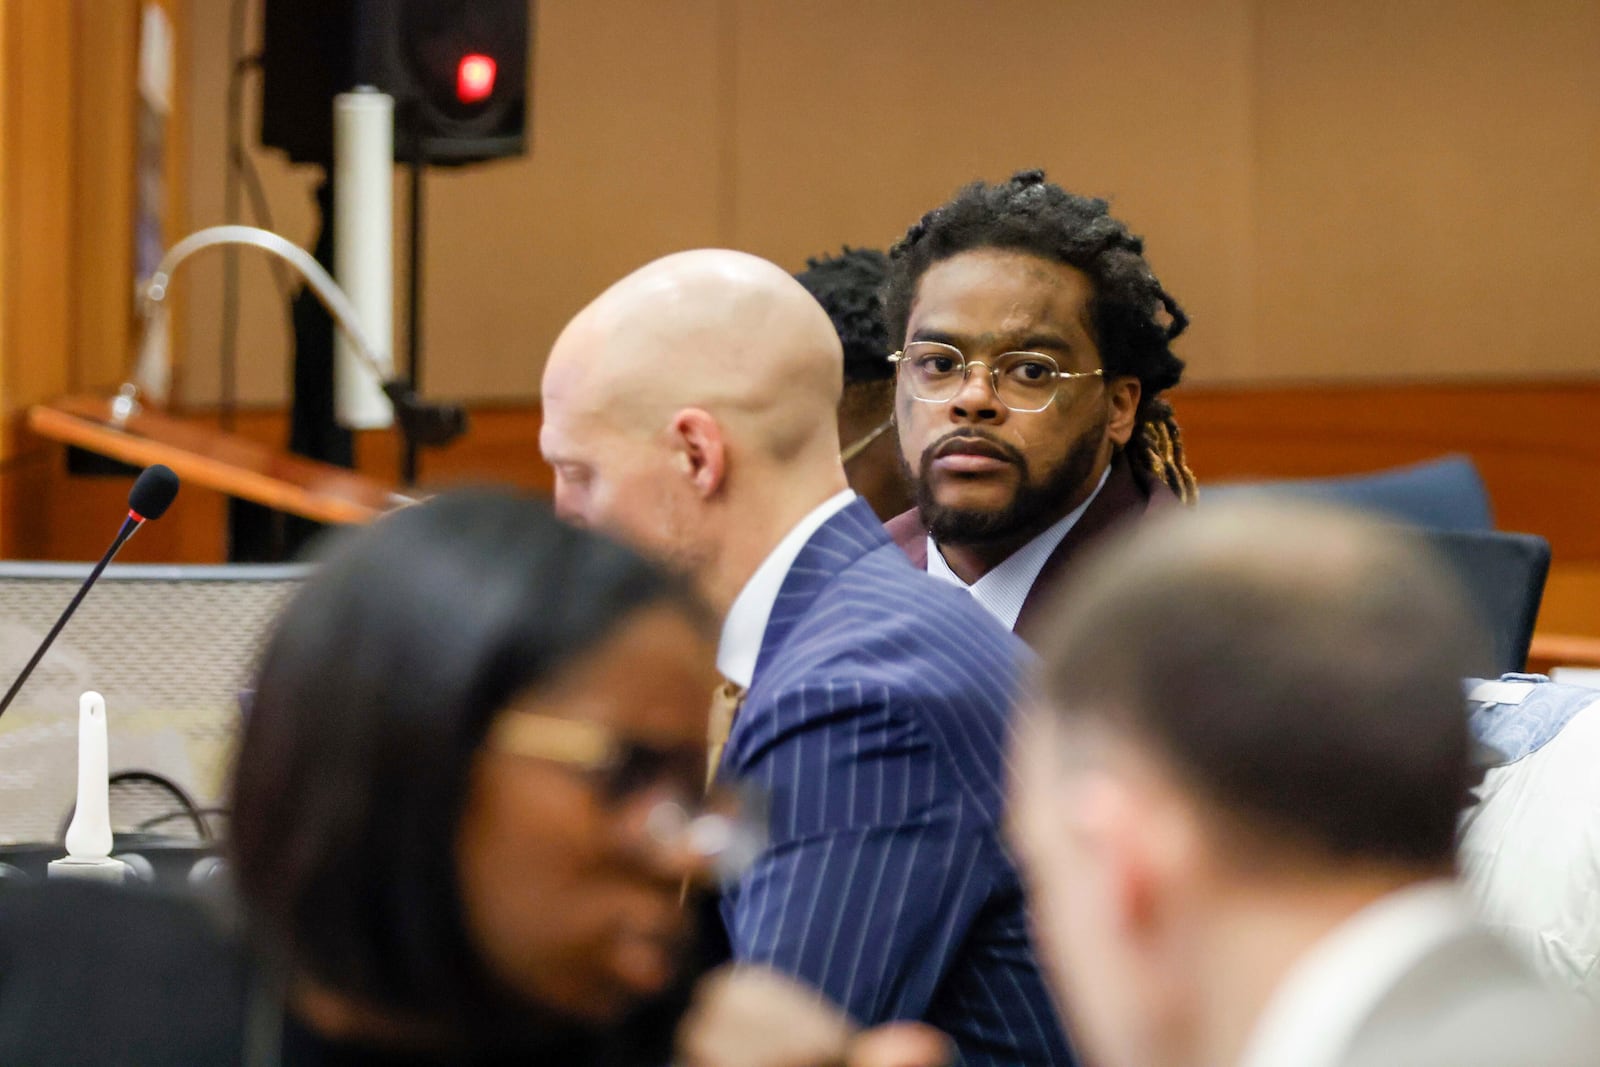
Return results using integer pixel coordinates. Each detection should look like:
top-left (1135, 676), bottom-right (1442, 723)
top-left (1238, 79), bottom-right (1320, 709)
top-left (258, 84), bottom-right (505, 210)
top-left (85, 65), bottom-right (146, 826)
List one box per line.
top-left (706, 678), bottom-right (747, 788)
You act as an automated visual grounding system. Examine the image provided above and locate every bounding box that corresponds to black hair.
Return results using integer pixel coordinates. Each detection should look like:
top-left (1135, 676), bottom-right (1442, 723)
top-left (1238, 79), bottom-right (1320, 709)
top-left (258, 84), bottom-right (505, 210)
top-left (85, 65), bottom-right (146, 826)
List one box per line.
top-left (229, 490), bottom-right (704, 1032)
top-left (1030, 504), bottom-right (1483, 870)
top-left (795, 246), bottom-right (893, 384)
top-left (884, 170), bottom-right (1196, 501)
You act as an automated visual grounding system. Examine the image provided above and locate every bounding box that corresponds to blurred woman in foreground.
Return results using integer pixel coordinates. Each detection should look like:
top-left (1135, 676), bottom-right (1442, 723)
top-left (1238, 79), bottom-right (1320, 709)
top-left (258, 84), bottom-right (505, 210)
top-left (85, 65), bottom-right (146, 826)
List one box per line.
top-left (230, 490), bottom-right (725, 1063)
top-left (0, 492), bottom-right (723, 1065)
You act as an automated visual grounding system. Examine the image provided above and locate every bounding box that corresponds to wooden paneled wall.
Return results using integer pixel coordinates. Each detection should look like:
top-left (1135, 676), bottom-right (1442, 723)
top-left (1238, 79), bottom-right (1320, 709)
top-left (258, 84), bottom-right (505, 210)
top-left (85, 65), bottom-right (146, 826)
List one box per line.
top-left (181, 0), bottom-right (1600, 408)
top-left (1, 3), bottom-right (75, 437)
top-left (3, 3), bottom-right (1596, 650)
top-left (0, 1), bottom-right (183, 553)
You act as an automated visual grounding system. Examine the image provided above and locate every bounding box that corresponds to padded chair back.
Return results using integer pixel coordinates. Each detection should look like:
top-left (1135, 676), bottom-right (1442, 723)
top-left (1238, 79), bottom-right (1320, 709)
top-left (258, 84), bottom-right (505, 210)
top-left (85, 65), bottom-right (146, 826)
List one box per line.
top-left (1410, 529), bottom-right (1550, 676)
top-left (0, 563), bottom-right (305, 844)
top-left (1203, 454), bottom-right (1493, 531)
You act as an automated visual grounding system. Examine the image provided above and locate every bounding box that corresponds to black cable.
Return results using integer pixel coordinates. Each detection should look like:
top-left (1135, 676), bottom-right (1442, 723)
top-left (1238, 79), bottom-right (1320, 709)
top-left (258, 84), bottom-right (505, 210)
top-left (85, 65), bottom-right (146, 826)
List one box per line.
top-left (136, 806), bottom-right (228, 837)
top-left (231, 56), bottom-right (292, 301)
top-left (220, 0), bottom-right (249, 432)
top-left (58, 771), bottom-right (212, 843)
top-left (402, 144), bottom-right (425, 484)
top-left (221, 1), bottom-right (295, 434)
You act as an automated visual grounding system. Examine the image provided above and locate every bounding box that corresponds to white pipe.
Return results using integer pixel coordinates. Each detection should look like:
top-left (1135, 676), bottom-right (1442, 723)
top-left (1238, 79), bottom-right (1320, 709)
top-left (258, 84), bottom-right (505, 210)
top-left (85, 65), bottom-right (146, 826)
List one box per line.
top-left (119, 225), bottom-right (396, 425)
top-left (332, 87), bottom-right (396, 430)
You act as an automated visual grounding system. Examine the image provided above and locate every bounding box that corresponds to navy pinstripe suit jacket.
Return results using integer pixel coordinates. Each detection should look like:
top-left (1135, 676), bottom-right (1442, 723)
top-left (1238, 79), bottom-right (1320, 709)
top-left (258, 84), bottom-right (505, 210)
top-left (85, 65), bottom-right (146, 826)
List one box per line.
top-left (718, 498), bottom-right (1076, 1066)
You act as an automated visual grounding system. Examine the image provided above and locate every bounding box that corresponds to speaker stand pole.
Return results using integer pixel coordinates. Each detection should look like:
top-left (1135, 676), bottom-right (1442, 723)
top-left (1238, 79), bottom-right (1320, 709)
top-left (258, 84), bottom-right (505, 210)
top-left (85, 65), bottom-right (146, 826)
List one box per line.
top-left (282, 174), bottom-right (356, 557)
top-left (401, 138), bottom-right (425, 486)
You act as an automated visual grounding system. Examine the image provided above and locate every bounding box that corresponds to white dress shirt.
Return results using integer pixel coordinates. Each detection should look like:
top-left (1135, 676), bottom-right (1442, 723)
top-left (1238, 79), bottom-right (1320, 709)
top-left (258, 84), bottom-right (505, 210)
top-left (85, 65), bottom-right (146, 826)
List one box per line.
top-left (716, 489), bottom-right (857, 688)
top-left (1234, 880), bottom-right (1471, 1067)
top-left (925, 466), bottom-right (1109, 630)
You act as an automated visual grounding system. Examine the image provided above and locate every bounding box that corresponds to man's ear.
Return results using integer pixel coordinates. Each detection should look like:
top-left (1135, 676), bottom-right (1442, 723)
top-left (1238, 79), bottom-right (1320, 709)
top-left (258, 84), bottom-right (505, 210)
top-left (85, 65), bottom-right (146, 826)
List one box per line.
top-left (670, 408), bottom-right (726, 498)
top-left (1073, 771), bottom-right (1168, 942)
top-left (1108, 770), bottom-right (1207, 951)
top-left (1105, 377), bottom-right (1141, 448)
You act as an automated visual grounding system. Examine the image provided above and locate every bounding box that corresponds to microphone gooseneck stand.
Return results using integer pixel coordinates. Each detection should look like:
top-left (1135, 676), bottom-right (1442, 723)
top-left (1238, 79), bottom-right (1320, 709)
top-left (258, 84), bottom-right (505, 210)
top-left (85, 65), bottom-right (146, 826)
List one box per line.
top-left (0, 464), bottom-right (180, 723)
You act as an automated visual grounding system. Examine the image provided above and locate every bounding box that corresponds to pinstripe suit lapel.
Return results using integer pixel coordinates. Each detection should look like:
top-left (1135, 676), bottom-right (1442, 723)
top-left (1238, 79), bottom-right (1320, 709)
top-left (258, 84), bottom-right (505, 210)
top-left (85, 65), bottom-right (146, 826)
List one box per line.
top-left (753, 498), bottom-right (888, 682)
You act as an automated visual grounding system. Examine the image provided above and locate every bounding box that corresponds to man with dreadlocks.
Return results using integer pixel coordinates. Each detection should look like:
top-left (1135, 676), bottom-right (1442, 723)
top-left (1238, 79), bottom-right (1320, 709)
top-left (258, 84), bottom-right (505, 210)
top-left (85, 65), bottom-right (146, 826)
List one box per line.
top-left (883, 170), bottom-right (1197, 635)
top-left (794, 247), bottom-right (913, 520)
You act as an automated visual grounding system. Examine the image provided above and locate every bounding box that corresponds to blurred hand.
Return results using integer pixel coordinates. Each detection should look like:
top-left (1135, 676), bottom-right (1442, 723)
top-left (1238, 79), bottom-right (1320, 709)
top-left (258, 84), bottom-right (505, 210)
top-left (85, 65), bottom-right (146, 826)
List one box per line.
top-left (677, 965), bottom-right (951, 1067)
top-left (846, 1022), bottom-right (953, 1067)
top-left (678, 965), bottom-right (852, 1067)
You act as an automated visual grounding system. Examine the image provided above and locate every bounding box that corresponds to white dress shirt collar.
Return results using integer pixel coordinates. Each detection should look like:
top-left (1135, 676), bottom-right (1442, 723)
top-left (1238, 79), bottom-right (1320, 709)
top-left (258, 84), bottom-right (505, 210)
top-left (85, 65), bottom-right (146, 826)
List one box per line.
top-left (1234, 880), bottom-right (1470, 1067)
top-left (716, 489), bottom-right (857, 688)
top-left (925, 465), bottom-right (1110, 630)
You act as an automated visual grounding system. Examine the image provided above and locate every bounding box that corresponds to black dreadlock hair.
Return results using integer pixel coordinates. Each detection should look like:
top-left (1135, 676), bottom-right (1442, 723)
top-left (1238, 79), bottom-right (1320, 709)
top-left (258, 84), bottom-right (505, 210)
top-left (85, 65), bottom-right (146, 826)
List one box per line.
top-left (795, 246), bottom-right (893, 384)
top-left (883, 170), bottom-right (1197, 503)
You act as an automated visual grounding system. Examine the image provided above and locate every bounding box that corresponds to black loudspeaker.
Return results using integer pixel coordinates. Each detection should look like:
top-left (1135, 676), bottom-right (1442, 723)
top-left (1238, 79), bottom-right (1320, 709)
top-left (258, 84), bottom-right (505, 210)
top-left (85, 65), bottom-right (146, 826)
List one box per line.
top-left (260, 0), bottom-right (532, 167)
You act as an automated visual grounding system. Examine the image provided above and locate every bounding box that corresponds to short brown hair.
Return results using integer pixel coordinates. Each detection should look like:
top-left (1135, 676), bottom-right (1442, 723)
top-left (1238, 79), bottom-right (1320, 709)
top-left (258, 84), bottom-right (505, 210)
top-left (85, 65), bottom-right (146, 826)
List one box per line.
top-left (1029, 502), bottom-right (1483, 869)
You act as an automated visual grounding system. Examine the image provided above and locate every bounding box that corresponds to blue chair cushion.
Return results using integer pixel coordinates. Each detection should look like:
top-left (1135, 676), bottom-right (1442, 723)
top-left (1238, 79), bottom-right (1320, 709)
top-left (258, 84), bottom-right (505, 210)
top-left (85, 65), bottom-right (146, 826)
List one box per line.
top-left (1202, 454), bottom-right (1493, 531)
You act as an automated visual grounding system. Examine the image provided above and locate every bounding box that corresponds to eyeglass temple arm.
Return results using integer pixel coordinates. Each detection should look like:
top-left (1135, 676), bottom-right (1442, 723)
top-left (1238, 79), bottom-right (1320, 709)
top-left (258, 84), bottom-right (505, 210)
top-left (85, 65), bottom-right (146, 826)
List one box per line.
top-left (840, 418), bottom-right (893, 463)
top-left (486, 714), bottom-right (613, 769)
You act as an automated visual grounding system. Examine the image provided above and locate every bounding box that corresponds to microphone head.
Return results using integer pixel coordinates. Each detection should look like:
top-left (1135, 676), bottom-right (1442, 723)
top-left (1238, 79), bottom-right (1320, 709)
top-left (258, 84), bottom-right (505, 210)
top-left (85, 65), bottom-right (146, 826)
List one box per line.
top-left (128, 464), bottom-right (180, 521)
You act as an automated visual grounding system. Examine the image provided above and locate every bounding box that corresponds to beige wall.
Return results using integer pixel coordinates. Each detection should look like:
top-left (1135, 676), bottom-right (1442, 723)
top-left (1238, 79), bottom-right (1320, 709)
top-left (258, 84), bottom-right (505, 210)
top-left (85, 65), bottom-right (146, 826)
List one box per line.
top-left (180, 0), bottom-right (1600, 406)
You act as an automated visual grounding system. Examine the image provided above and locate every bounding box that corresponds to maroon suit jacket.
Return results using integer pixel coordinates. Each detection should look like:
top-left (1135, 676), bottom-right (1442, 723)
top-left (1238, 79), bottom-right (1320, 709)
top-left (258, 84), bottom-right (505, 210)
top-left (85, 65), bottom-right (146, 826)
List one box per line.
top-left (884, 452), bottom-right (1176, 635)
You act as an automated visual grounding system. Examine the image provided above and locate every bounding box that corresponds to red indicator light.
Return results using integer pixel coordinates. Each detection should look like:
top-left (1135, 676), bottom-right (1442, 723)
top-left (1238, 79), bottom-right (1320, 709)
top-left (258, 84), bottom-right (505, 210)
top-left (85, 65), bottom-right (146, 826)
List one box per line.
top-left (456, 54), bottom-right (497, 105)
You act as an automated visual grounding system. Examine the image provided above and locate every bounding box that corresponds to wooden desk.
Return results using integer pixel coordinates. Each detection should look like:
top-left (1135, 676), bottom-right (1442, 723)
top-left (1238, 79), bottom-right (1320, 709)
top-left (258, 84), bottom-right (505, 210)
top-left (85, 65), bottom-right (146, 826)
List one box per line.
top-left (27, 394), bottom-right (413, 525)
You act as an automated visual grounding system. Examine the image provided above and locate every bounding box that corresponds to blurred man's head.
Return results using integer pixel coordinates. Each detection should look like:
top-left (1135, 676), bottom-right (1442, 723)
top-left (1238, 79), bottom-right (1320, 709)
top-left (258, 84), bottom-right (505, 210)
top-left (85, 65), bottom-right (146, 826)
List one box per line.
top-left (541, 249), bottom-right (849, 613)
top-left (883, 171), bottom-right (1194, 559)
top-left (794, 247), bottom-right (910, 520)
top-left (1008, 502), bottom-right (1483, 1067)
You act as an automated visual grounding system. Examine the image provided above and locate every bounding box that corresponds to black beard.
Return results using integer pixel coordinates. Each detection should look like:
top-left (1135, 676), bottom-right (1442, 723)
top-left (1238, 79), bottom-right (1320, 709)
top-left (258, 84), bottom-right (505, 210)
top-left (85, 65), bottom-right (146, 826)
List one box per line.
top-left (908, 415), bottom-right (1108, 548)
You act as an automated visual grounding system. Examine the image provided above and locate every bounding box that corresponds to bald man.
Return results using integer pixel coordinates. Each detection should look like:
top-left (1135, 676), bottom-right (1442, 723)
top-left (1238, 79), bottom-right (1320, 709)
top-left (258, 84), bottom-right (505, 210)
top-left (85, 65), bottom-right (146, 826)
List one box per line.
top-left (542, 251), bottom-right (1075, 1067)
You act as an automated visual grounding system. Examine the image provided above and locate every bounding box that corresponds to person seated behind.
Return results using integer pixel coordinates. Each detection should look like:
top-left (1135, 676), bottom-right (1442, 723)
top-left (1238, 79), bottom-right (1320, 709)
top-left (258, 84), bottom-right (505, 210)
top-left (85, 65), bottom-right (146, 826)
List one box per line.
top-left (1009, 500), bottom-right (1600, 1067)
top-left (0, 493), bottom-right (937, 1067)
top-left (1459, 672), bottom-right (1600, 1003)
top-left (794, 246), bottom-right (911, 520)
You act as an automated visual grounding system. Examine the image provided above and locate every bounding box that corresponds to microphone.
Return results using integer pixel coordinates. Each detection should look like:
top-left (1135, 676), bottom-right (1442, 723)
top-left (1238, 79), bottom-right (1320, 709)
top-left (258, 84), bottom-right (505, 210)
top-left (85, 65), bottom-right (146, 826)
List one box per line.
top-left (48, 691), bottom-right (126, 883)
top-left (0, 464), bottom-right (180, 721)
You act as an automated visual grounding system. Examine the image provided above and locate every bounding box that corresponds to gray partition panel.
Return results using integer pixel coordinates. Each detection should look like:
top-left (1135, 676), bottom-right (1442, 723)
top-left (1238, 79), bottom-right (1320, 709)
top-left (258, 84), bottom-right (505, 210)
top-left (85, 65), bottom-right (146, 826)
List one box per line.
top-left (0, 563), bottom-right (306, 844)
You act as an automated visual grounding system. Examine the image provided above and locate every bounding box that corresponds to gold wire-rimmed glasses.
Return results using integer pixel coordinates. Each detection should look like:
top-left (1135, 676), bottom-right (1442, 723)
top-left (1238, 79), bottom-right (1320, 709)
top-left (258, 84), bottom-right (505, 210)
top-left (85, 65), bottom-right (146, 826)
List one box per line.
top-left (889, 340), bottom-right (1103, 413)
top-left (485, 712), bottom-right (765, 879)
top-left (486, 711), bottom-right (709, 805)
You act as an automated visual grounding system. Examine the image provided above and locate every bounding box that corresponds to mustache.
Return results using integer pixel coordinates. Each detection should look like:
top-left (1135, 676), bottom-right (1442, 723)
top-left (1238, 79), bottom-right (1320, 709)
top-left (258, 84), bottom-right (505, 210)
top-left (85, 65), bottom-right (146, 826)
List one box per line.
top-left (922, 430), bottom-right (1027, 469)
